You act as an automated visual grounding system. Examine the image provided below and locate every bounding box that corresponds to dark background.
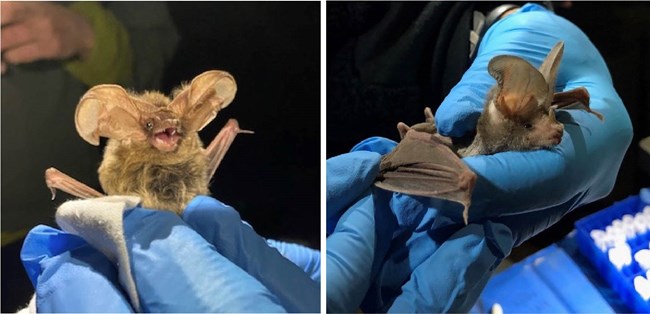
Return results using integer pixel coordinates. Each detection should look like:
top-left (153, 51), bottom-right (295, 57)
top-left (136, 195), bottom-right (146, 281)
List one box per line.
top-left (326, 1), bottom-right (650, 259)
top-left (161, 2), bottom-right (320, 247)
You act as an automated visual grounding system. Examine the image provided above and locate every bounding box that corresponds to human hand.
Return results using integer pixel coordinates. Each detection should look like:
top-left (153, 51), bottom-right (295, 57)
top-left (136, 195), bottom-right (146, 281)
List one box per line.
top-left (327, 3), bottom-right (632, 313)
top-left (436, 2), bottom-right (632, 230)
top-left (21, 196), bottom-right (319, 312)
top-left (1, 2), bottom-right (94, 74)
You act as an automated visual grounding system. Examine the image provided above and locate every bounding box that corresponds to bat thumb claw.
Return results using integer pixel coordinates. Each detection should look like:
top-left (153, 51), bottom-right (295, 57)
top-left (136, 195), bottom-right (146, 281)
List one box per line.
top-left (49, 187), bottom-right (57, 201)
top-left (463, 207), bottom-right (469, 225)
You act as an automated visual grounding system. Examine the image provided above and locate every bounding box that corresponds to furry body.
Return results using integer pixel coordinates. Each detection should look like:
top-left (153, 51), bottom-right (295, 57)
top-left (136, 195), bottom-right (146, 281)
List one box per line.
top-left (457, 90), bottom-right (563, 157)
top-left (99, 134), bottom-right (208, 214)
top-left (45, 70), bottom-right (240, 214)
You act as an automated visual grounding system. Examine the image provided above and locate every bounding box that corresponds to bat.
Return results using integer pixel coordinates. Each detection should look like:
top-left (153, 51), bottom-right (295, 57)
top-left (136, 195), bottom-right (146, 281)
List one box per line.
top-left (376, 41), bottom-right (603, 224)
top-left (45, 70), bottom-right (253, 214)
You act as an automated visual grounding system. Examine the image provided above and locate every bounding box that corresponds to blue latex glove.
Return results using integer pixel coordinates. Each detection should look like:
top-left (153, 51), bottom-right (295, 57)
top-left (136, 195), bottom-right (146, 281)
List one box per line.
top-left (21, 196), bottom-right (319, 312)
top-left (326, 3), bottom-right (632, 313)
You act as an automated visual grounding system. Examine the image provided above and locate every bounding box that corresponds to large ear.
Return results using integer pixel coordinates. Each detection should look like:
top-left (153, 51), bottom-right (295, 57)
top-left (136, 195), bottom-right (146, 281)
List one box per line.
top-left (168, 70), bottom-right (237, 132)
top-left (538, 41), bottom-right (564, 104)
top-left (488, 55), bottom-right (549, 119)
top-left (75, 85), bottom-right (153, 145)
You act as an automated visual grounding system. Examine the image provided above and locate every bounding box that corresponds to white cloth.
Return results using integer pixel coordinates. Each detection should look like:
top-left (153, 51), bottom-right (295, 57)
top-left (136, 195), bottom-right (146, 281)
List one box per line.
top-left (55, 196), bottom-right (143, 312)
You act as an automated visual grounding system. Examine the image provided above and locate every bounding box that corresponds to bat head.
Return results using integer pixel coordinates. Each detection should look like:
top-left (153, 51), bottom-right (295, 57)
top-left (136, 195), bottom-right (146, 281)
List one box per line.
top-left (75, 71), bottom-right (237, 152)
top-left (482, 41), bottom-right (568, 151)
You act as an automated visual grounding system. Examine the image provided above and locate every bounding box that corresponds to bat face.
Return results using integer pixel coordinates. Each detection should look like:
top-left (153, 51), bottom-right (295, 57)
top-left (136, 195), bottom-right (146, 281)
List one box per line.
top-left (480, 42), bottom-right (573, 154)
top-left (134, 93), bottom-right (185, 153)
top-left (483, 94), bottom-right (564, 152)
top-left (512, 107), bottom-right (564, 149)
top-left (75, 71), bottom-right (237, 149)
top-left (147, 114), bottom-right (182, 153)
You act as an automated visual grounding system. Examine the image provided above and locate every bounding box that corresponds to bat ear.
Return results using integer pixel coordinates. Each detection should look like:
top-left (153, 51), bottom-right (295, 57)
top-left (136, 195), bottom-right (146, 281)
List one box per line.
top-left (538, 41), bottom-right (564, 105)
top-left (75, 85), bottom-right (150, 145)
top-left (169, 70), bottom-right (237, 132)
top-left (488, 55), bottom-right (548, 118)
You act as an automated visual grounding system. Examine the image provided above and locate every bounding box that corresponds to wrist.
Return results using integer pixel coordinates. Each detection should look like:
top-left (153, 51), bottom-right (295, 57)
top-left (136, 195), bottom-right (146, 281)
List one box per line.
top-left (75, 14), bottom-right (95, 61)
top-left (484, 4), bottom-right (521, 29)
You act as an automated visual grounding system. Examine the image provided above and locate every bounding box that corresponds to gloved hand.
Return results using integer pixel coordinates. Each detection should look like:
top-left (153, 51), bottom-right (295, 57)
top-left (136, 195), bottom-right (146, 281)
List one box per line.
top-left (326, 3), bottom-right (632, 313)
top-left (21, 195), bottom-right (319, 313)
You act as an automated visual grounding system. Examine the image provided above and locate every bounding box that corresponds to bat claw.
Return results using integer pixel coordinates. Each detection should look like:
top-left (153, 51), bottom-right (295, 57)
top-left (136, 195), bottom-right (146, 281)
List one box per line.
top-left (424, 107), bottom-right (434, 122)
top-left (49, 187), bottom-right (57, 200)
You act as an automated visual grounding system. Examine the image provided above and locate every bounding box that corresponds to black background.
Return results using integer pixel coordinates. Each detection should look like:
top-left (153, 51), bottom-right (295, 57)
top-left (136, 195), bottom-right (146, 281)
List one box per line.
top-left (163, 2), bottom-right (320, 246)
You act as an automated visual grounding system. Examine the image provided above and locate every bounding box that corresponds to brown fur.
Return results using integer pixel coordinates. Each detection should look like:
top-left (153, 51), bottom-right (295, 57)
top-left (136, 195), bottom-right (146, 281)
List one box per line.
top-left (459, 86), bottom-right (563, 157)
top-left (99, 133), bottom-right (208, 214)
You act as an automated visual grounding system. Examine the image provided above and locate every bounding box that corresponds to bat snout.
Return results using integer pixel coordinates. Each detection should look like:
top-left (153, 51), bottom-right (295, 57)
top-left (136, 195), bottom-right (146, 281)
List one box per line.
top-left (551, 131), bottom-right (563, 145)
top-left (547, 124), bottom-right (564, 146)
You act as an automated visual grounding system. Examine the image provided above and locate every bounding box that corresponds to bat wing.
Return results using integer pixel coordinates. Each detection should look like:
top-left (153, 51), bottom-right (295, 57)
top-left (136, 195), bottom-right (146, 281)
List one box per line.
top-left (375, 130), bottom-right (477, 224)
top-left (76, 85), bottom-right (158, 145)
top-left (169, 70), bottom-right (237, 133)
top-left (552, 87), bottom-right (604, 121)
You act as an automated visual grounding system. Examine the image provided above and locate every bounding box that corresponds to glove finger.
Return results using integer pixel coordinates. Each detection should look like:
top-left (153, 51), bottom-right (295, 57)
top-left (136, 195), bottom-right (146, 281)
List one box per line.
top-left (327, 189), bottom-right (398, 313)
top-left (326, 150), bottom-right (382, 233)
top-left (20, 225), bottom-right (134, 312)
top-left (351, 136), bottom-right (398, 155)
top-left (266, 239), bottom-right (321, 282)
top-left (387, 222), bottom-right (512, 313)
top-left (182, 196), bottom-right (319, 313)
top-left (124, 208), bottom-right (287, 313)
top-left (326, 192), bottom-right (376, 313)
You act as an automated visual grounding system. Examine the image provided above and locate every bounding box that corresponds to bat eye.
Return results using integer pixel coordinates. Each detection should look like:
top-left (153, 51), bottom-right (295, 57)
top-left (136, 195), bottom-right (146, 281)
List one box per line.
top-left (523, 123), bottom-right (533, 129)
top-left (145, 121), bottom-right (154, 130)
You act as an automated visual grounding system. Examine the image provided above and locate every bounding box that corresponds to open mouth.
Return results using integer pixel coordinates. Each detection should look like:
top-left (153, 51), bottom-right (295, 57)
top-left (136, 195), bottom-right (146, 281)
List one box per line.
top-left (152, 127), bottom-right (182, 152)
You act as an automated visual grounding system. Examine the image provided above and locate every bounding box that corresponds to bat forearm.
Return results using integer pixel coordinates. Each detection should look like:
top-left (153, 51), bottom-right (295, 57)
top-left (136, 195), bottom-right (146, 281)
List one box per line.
top-left (204, 119), bottom-right (254, 179)
top-left (45, 167), bottom-right (104, 200)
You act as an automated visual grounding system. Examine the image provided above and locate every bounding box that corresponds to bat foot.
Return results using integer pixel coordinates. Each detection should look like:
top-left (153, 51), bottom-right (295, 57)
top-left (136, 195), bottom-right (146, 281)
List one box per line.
top-left (397, 122), bottom-right (410, 139)
top-left (424, 107), bottom-right (434, 122)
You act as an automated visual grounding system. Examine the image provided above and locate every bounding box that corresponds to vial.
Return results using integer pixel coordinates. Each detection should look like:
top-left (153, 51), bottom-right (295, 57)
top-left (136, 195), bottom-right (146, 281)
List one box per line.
top-left (590, 229), bottom-right (608, 251)
top-left (635, 275), bottom-right (650, 301)
top-left (635, 249), bottom-right (650, 271)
